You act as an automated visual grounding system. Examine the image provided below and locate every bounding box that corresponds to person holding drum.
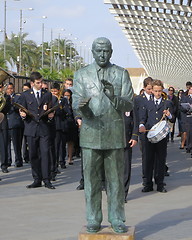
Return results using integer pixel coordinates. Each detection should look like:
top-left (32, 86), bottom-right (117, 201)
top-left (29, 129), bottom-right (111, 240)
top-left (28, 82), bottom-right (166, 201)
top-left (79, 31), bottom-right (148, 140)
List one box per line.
top-left (139, 80), bottom-right (175, 193)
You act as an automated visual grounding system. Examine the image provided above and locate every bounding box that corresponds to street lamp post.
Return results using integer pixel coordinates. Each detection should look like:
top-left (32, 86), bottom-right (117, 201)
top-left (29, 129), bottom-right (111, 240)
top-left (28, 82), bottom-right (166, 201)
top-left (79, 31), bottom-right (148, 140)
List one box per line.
top-left (19, 9), bottom-right (22, 74)
top-left (41, 16), bottom-right (47, 69)
top-left (4, 0), bottom-right (7, 59)
top-left (18, 7), bottom-right (34, 74)
top-left (3, 0), bottom-right (21, 60)
top-left (57, 33), bottom-right (60, 72)
top-left (41, 22), bottom-right (44, 69)
top-left (50, 29), bottom-right (53, 72)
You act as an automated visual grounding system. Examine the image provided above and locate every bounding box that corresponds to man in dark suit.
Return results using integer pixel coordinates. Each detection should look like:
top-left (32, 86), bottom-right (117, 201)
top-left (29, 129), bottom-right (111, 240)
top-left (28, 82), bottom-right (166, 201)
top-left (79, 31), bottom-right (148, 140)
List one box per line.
top-left (6, 82), bottom-right (23, 167)
top-left (124, 110), bottom-right (138, 203)
top-left (50, 82), bottom-right (70, 180)
top-left (0, 83), bottom-right (11, 173)
top-left (134, 77), bottom-right (153, 187)
top-left (167, 86), bottom-right (178, 142)
top-left (139, 80), bottom-right (175, 193)
top-left (72, 37), bottom-right (134, 233)
top-left (19, 72), bottom-right (55, 189)
top-left (180, 85), bottom-right (192, 156)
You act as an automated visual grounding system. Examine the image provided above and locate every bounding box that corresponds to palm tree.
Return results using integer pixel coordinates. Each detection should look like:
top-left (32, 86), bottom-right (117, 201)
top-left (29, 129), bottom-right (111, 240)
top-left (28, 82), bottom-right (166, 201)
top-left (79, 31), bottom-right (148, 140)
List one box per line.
top-left (0, 32), bottom-right (83, 76)
top-left (3, 32), bottom-right (40, 75)
top-left (0, 51), bottom-right (7, 69)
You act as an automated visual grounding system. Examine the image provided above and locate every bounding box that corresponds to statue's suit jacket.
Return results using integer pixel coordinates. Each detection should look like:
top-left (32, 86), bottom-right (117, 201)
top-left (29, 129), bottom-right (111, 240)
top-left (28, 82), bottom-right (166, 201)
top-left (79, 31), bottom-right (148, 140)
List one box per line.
top-left (72, 62), bottom-right (134, 150)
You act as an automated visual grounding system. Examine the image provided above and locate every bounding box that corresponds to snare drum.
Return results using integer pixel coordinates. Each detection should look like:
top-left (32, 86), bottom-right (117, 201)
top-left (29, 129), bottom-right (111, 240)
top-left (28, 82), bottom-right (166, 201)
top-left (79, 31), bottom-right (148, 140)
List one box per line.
top-left (147, 120), bottom-right (170, 143)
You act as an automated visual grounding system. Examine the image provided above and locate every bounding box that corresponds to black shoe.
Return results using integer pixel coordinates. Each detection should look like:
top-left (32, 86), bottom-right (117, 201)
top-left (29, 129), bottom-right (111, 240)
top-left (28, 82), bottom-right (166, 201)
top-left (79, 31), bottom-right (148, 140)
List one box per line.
top-left (76, 184), bottom-right (84, 190)
top-left (56, 169), bottom-right (61, 174)
top-left (69, 162), bottom-right (73, 165)
top-left (111, 220), bottom-right (127, 233)
top-left (164, 172), bottom-right (170, 176)
top-left (51, 174), bottom-right (56, 181)
top-left (155, 182), bottom-right (166, 186)
top-left (15, 163), bottom-right (23, 168)
top-left (26, 181), bottom-right (42, 189)
top-left (87, 222), bottom-right (101, 233)
top-left (179, 146), bottom-right (184, 149)
top-left (2, 168), bottom-right (9, 173)
top-left (142, 186), bottom-right (153, 192)
top-left (60, 164), bottom-right (66, 169)
top-left (124, 198), bottom-right (127, 203)
top-left (44, 182), bottom-right (55, 189)
top-left (157, 186), bottom-right (167, 193)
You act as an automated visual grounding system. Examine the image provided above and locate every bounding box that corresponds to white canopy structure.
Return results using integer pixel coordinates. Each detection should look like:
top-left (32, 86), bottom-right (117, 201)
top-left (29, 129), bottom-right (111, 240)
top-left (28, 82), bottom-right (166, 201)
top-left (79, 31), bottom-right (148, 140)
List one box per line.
top-left (104, 0), bottom-right (192, 88)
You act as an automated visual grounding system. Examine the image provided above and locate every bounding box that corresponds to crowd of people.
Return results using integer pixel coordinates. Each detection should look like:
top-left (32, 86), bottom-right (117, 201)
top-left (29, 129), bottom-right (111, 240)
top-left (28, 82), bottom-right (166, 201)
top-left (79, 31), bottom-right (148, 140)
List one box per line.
top-left (0, 75), bottom-right (80, 189)
top-left (0, 71), bottom-right (191, 196)
top-left (126, 78), bottom-right (192, 198)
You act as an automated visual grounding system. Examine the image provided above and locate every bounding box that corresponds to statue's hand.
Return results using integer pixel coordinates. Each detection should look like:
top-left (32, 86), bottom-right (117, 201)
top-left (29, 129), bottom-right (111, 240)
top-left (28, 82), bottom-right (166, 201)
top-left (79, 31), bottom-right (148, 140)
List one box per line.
top-left (79, 97), bottom-right (91, 109)
top-left (101, 80), bottom-right (114, 100)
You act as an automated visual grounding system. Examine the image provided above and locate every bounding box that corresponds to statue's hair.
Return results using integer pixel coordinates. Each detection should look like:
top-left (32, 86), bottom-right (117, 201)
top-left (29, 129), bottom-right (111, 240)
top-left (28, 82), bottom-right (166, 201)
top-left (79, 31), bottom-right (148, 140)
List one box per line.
top-left (92, 37), bottom-right (112, 50)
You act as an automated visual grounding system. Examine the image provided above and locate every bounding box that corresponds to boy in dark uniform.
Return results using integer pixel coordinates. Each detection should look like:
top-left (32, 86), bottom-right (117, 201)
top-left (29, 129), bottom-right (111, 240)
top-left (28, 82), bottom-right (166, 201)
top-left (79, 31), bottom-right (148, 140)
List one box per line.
top-left (50, 83), bottom-right (70, 179)
top-left (6, 82), bottom-right (23, 167)
top-left (139, 80), bottom-right (174, 193)
top-left (19, 72), bottom-right (55, 189)
top-left (180, 85), bottom-right (192, 156)
top-left (134, 77), bottom-right (153, 186)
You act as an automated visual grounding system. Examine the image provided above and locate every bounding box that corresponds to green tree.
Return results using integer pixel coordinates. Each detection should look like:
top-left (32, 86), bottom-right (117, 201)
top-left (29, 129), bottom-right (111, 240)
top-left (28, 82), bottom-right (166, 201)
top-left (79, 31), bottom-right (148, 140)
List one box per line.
top-left (1, 32), bottom-right (39, 75)
top-left (0, 51), bottom-right (7, 69)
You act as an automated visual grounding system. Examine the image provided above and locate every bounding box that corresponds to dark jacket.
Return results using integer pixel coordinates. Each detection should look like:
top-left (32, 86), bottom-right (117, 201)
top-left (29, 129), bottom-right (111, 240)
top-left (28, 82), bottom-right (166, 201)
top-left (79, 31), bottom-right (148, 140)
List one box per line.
top-left (7, 93), bottom-right (23, 129)
top-left (19, 88), bottom-right (54, 137)
top-left (0, 94), bottom-right (11, 130)
top-left (124, 110), bottom-right (138, 148)
top-left (139, 98), bottom-right (175, 130)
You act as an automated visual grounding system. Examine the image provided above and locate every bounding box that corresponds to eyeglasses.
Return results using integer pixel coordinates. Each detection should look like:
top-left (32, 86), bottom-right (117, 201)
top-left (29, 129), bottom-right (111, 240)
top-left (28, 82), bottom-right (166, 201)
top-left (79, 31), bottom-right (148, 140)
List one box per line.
top-left (168, 89), bottom-right (173, 91)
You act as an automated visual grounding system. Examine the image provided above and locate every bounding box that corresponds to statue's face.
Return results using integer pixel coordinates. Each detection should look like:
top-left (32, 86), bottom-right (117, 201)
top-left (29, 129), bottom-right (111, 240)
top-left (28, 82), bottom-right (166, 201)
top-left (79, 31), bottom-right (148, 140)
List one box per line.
top-left (92, 43), bottom-right (112, 68)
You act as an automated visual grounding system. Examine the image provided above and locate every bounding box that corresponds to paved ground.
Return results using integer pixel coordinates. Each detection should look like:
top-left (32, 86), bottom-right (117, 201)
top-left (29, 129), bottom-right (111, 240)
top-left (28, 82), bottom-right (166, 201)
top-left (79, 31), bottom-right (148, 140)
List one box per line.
top-left (0, 136), bottom-right (192, 240)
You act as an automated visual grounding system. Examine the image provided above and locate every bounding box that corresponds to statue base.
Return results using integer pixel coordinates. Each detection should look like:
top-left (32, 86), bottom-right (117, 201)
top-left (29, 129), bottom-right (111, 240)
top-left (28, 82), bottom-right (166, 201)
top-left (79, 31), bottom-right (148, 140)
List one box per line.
top-left (78, 226), bottom-right (135, 240)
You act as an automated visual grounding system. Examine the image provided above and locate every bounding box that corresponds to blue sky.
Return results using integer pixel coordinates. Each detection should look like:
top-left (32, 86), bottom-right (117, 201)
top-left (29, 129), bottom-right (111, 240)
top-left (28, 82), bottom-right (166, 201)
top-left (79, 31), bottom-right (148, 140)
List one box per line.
top-left (0, 0), bottom-right (142, 68)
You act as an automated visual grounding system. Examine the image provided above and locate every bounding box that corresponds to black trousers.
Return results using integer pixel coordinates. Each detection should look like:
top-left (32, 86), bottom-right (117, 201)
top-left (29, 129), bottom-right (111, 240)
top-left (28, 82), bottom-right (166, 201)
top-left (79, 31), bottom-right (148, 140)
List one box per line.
top-left (27, 135), bottom-right (50, 182)
top-left (139, 133), bottom-right (148, 186)
top-left (0, 128), bottom-right (8, 169)
top-left (186, 117), bottom-right (192, 152)
top-left (8, 128), bottom-right (23, 165)
top-left (124, 146), bottom-right (132, 199)
top-left (145, 137), bottom-right (167, 188)
top-left (55, 131), bottom-right (67, 166)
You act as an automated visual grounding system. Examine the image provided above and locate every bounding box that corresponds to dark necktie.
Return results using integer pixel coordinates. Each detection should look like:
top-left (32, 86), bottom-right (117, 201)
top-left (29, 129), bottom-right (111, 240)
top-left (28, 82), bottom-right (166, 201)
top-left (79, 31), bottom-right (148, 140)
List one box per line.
top-left (149, 95), bottom-right (153, 101)
top-left (155, 100), bottom-right (158, 109)
top-left (36, 91), bottom-right (40, 105)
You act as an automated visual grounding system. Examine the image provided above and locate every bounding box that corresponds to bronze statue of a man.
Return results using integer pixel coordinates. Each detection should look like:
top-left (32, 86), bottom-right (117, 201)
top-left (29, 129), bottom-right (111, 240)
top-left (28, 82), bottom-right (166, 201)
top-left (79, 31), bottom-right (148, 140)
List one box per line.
top-left (72, 37), bottom-right (134, 233)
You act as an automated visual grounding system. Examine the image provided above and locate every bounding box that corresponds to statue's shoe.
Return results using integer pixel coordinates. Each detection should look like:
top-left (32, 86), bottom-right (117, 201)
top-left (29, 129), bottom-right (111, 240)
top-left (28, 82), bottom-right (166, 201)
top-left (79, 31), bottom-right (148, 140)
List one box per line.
top-left (87, 222), bottom-right (101, 233)
top-left (111, 220), bottom-right (127, 233)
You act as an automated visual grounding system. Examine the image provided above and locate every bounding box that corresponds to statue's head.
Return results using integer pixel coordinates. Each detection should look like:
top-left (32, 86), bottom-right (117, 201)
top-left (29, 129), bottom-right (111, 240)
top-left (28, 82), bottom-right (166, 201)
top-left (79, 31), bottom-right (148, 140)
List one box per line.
top-left (92, 37), bottom-right (113, 68)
